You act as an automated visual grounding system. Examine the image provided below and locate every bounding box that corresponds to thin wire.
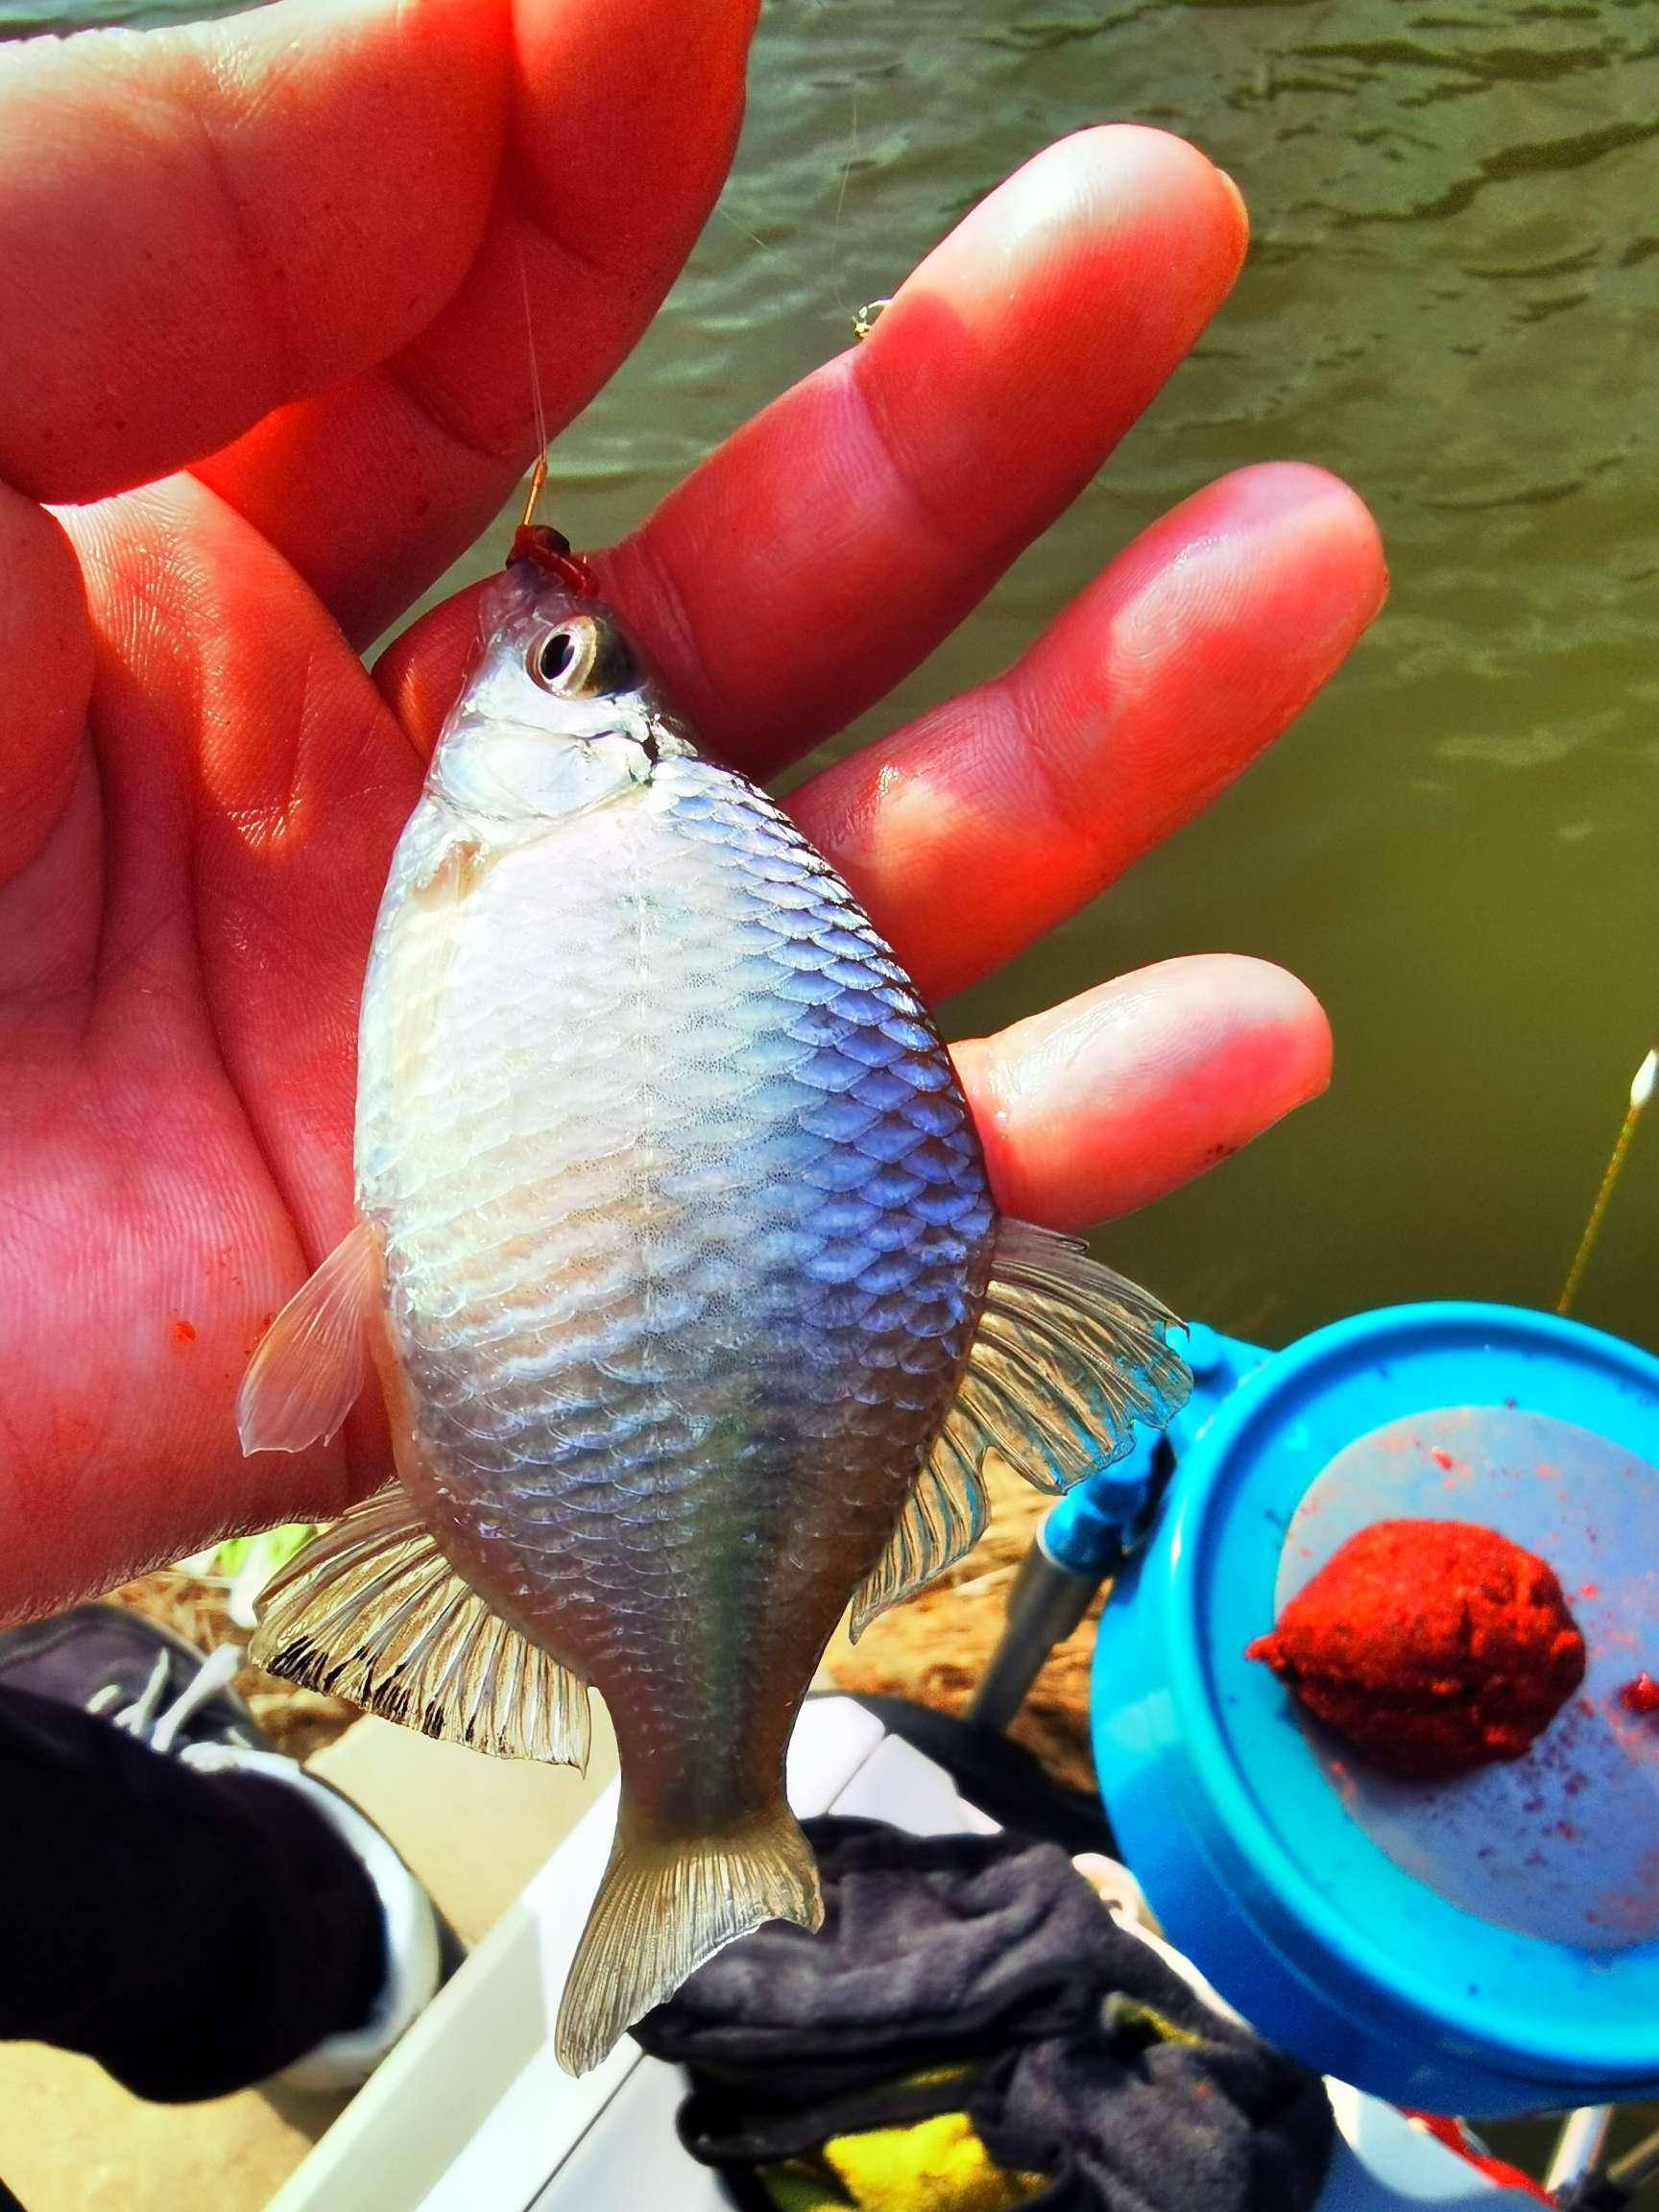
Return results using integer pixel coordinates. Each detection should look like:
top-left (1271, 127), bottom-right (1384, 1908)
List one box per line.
top-left (1556, 1043), bottom-right (1657, 1316)
top-left (1600, 2120), bottom-right (1659, 2200)
top-left (830, 80), bottom-right (859, 313)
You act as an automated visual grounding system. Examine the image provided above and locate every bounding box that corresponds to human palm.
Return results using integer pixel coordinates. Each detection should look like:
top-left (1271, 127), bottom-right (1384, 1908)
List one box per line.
top-left (0, 0), bottom-right (1382, 1622)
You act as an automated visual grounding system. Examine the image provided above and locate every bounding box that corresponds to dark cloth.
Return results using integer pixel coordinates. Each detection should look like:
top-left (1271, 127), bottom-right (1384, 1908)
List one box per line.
top-left (0, 1685), bottom-right (385, 2102)
top-left (636, 1817), bottom-right (1334, 2212)
top-left (972, 2006), bottom-right (1333, 2212)
top-left (849, 1696), bottom-right (1119, 1860)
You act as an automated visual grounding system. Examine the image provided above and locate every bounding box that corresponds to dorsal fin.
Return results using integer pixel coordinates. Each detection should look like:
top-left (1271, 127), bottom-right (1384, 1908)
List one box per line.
top-left (250, 1488), bottom-right (590, 1769)
top-left (849, 1219), bottom-right (1190, 1639)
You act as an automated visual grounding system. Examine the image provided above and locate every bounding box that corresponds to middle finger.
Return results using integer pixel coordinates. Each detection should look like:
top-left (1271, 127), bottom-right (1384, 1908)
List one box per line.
top-left (382, 127), bottom-right (1248, 767)
top-left (601, 126), bottom-right (1248, 774)
top-left (791, 461), bottom-right (1386, 1002)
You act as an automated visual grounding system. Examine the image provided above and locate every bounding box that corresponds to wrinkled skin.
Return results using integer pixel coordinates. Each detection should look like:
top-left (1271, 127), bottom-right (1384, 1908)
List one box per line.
top-left (0, 0), bottom-right (1385, 1623)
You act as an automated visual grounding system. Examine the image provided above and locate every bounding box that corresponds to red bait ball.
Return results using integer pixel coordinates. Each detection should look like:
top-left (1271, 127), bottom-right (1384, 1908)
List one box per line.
top-left (1247, 1519), bottom-right (1586, 1780)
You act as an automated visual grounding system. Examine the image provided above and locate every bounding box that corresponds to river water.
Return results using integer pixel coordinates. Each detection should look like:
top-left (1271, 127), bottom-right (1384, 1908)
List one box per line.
top-left (10, 0), bottom-right (1659, 1351)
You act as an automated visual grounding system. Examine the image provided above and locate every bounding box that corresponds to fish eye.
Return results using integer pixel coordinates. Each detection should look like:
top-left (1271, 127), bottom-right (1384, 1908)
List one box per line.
top-left (526, 615), bottom-right (635, 701)
top-left (529, 622), bottom-right (592, 692)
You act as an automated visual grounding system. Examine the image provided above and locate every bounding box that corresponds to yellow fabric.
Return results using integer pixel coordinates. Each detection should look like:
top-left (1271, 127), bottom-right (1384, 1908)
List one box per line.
top-left (757, 2109), bottom-right (1046, 2212)
top-left (825, 2109), bottom-right (1046, 2210)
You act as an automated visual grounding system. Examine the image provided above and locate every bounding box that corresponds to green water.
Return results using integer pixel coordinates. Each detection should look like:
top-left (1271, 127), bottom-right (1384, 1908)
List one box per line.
top-left (8, 0), bottom-right (1659, 2174)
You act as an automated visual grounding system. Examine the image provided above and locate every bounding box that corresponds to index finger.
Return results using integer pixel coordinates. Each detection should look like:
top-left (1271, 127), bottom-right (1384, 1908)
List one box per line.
top-left (0, 0), bottom-right (500, 503)
top-left (0, 0), bottom-right (748, 512)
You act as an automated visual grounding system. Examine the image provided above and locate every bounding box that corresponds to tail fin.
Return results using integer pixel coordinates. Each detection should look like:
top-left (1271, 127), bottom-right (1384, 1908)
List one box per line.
top-left (554, 1803), bottom-right (822, 2076)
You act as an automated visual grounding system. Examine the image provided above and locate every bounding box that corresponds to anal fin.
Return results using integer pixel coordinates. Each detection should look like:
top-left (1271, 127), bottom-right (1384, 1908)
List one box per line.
top-left (849, 1430), bottom-right (989, 1642)
top-left (849, 1218), bottom-right (1190, 1638)
top-left (250, 1488), bottom-right (590, 1769)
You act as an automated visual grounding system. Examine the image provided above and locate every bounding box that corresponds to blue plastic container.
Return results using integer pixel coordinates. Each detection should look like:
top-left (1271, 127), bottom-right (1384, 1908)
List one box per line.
top-left (1090, 1300), bottom-right (1659, 2115)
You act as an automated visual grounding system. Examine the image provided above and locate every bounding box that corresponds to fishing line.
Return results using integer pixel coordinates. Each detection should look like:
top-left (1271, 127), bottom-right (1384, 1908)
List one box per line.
top-left (712, 201), bottom-right (770, 255)
top-left (515, 232), bottom-right (551, 529)
top-left (1555, 1039), bottom-right (1657, 1316)
top-left (830, 76), bottom-right (861, 315)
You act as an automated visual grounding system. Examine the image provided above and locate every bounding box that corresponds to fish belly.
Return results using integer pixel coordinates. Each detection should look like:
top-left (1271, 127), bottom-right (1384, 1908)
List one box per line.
top-left (356, 759), bottom-right (995, 1826)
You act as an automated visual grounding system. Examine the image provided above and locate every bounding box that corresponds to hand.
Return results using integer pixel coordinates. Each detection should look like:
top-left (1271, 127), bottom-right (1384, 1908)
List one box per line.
top-left (0, 0), bottom-right (1383, 1623)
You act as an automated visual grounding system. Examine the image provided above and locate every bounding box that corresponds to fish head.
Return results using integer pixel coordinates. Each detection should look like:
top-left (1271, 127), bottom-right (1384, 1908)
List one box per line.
top-left (430, 558), bottom-right (698, 828)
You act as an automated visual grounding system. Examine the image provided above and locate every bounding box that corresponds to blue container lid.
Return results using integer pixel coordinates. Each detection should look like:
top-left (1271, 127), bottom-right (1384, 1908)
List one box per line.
top-left (1100, 1301), bottom-right (1659, 2102)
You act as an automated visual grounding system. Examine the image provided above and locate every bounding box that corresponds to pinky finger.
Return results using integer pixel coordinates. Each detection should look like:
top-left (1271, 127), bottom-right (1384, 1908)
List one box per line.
top-left (952, 953), bottom-right (1331, 1229)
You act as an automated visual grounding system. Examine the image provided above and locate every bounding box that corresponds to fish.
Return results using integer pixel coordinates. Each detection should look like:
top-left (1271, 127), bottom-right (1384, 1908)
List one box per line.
top-left (236, 529), bottom-right (1190, 2076)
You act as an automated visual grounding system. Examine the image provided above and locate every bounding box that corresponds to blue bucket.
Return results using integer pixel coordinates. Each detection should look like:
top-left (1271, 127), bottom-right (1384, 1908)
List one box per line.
top-left (1089, 1300), bottom-right (1659, 2115)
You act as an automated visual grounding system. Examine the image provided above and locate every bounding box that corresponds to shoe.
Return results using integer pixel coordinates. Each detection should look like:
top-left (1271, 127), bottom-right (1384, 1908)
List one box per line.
top-left (0, 1601), bottom-right (262, 1754)
top-left (0, 1602), bottom-right (465, 2089)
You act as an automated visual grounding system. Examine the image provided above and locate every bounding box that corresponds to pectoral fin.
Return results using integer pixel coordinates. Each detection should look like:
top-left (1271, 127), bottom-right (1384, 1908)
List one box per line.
top-left (235, 1219), bottom-right (382, 1456)
top-left (251, 1488), bottom-right (591, 1768)
top-left (849, 1218), bottom-right (1191, 1638)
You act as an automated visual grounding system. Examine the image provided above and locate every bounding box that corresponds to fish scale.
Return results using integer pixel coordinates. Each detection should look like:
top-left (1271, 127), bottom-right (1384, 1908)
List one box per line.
top-left (241, 556), bottom-right (1187, 2075)
top-left (357, 747), bottom-right (994, 1822)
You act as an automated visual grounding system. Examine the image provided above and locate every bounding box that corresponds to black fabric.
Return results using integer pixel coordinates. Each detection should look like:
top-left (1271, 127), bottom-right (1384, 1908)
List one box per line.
top-left (847, 1695), bottom-right (1119, 1859)
top-left (0, 1684), bottom-right (387, 2102)
top-left (636, 1816), bottom-right (1334, 2212)
top-left (972, 2008), bottom-right (1334, 2212)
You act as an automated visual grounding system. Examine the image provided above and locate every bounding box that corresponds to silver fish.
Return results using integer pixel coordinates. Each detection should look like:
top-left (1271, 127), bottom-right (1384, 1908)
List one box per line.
top-left (237, 542), bottom-right (1189, 2074)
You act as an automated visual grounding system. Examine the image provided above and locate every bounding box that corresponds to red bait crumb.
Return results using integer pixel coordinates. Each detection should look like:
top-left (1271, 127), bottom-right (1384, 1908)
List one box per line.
top-left (508, 524), bottom-right (600, 597)
top-left (1247, 1519), bottom-right (1586, 1780)
top-left (170, 1318), bottom-right (197, 1347)
top-left (1430, 1447), bottom-right (1455, 1471)
top-left (1618, 1673), bottom-right (1659, 1717)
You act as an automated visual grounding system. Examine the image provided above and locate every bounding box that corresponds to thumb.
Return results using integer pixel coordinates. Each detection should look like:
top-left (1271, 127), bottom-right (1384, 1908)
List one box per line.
top-left (0, 483), bottom-right (92, 891)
